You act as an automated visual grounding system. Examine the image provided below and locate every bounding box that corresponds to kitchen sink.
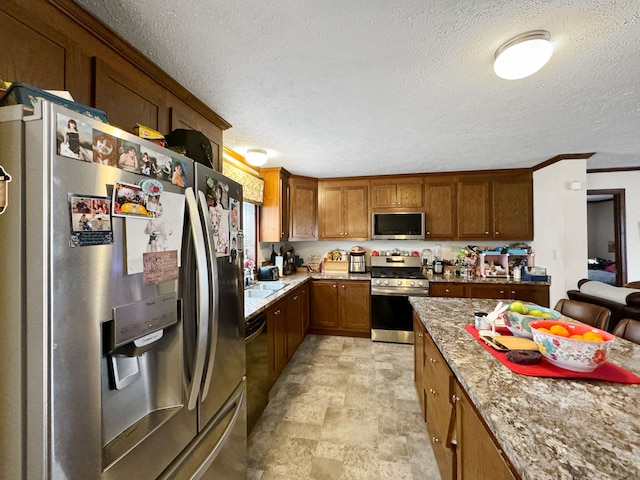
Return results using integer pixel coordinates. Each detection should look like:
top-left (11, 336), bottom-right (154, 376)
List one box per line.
top-left (251, 282), bottom-right (287, 291)
top-left (244, 289), bottom-right (273, 299)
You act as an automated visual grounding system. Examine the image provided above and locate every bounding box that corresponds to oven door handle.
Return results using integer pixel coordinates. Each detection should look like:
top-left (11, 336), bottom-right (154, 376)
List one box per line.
top-left (371, 287), bottom-right (429, 296)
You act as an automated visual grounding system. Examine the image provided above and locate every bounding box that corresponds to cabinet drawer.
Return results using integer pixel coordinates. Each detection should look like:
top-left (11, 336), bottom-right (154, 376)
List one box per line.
top-left (430, 283), bottom-right (465, 297)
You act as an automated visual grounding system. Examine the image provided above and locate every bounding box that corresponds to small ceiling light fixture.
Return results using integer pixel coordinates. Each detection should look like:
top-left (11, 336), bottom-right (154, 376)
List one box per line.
top-left (245, 148), bottom-right (268, 167)
top-left (494, 30), bottom-right (553, 80)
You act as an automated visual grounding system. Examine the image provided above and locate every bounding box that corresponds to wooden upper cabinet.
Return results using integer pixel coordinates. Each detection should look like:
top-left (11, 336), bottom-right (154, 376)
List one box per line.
top-left (260, 167), bottom-right (291, 242)
top-left (371, 176), bottom-right (423, 210)
top-left (318, 179), bottom-right (369, 240)
top-left (424, 174), bottom-right (457, 239)
top-left (92, 57), bottom-right (167, 133)
top-left (457, 175), bottom-right (492, 239)
top-left (492, 172), bottom-right (533, 240)
top-left (457, 171), bottom-right (533, 241)
top-left (289, 175), bottom-right (317, 241)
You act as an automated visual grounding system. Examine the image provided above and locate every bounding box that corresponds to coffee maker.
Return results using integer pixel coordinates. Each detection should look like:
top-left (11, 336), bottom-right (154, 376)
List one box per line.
top-left (280, 245), bottom-right (296, 275)
top-left (349, 248), bottom-right (366, 273)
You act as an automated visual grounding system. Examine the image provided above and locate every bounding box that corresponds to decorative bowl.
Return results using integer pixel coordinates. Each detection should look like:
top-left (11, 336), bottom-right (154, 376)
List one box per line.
top-left (503, 303), bottom-right (561, 338)
top-left (528, 320), bottom-right (615, 372)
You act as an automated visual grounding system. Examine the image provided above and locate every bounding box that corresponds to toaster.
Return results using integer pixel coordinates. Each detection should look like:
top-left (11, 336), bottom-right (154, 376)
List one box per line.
top-left (257, 266), bottom-right (280, 281)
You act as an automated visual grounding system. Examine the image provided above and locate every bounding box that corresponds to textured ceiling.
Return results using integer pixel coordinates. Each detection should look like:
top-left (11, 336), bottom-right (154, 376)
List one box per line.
top-left (74, 0), bottom-right (640, 178)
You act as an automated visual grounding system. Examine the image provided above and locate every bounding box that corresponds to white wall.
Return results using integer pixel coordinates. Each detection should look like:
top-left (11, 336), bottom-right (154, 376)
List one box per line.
top-left (533, 160), bottom-right (588, 306)
top-left (588, 170), bottom-right (640, 282)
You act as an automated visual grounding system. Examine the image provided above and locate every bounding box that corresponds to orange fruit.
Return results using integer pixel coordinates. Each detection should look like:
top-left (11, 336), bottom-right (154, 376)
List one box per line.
top-left (549, 325), bottom-right (570, 337)
top-left (583, 331), bottom-right (604, 342)
top-left (570, 334), bottom-right (584, 340)
top-left (537, 327), bottom-right (551, 334)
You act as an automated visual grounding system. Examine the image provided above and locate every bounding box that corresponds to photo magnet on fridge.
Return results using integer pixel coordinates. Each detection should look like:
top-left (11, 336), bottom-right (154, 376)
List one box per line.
top-left (68, 193), bottom-right (113, 247)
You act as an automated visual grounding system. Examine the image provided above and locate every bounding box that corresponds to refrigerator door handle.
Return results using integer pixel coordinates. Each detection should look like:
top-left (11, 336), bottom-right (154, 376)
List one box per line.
top-left (197, 190), bottom-right (219, 401)
top-left (185, 187), bottom-right (210, 410)
top-left (191, 385), bottom-right (246, 479)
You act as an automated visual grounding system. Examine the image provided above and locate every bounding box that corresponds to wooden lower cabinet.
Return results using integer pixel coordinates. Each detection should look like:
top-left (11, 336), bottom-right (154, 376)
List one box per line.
top-left (413, 314), bottom-right (426, 419)
top-left (267, 298), bottom-right (287, 385)
top-left (267, 285), bottom-right (307, 385)
top-left (453, 382), bottom-right (517, 480)
top-left (429, 281), bottom-right (549, 307)
top-left (309, 280), bottom-right (370, 336)
top-left (414, 314), bottom-right (519, 480)
top-left (423, 323), bottom-right (455, 480)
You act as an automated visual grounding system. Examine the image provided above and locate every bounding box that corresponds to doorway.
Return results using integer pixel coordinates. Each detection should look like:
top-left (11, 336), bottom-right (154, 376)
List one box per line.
top-left (586, 189), bottom-right (627, 286)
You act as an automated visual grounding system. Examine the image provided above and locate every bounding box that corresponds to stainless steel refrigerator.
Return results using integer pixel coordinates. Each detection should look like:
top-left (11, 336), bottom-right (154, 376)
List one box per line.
top-left (0, 100), bottom-right (247, 479)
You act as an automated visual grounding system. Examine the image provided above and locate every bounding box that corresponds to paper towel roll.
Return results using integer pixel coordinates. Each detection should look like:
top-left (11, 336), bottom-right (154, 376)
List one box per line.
top-left (275, 256), bottom-right (283, 277)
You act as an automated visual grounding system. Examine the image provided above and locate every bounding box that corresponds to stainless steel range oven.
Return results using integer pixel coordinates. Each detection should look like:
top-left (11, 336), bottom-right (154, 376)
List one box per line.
top-left (370, 254), bottom-right (429, 344)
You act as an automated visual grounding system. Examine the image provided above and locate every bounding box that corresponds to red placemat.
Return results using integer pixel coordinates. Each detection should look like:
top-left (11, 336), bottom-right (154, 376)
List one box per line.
top-left (465, 325), bottom-right (640, 384)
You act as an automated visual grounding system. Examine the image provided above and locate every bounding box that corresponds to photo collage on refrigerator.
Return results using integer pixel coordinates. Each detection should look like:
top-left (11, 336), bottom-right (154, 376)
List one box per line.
top-left (57, 112), bottom-right (186, 285)
top-left (205, 175), bottom-right (240, 263)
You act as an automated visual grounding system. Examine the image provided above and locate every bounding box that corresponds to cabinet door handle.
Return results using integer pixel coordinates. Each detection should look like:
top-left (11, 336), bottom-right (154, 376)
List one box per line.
top-left (418, 333), bottom-right (423, 338)
top-left (445, 288), bottom-right (450, 293)
top-left (484, 231), bottom-right (489, 235)
top-left (429, 388), bottom-right (436, 395)
top-left (432, 437), bottom-right (440, 443)
top-left (332, 284), bottom-right (337, 288)
top-left (429, 358), bottom-right (436, 363)
top-left (341, 285), bottom-right (346, 289)
top-left (426, 231), bottom-right (431, 235)
top-left (495, 231), bottom-right (499, 235)
top-left (499, 290), bottom-right (505, 294)
top-left (293, 295), bottom-right (298, 300)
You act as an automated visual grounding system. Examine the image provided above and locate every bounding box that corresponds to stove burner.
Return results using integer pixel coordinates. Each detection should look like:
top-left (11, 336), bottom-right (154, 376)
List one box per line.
top-left (371, 267), bottom-right (425, 279)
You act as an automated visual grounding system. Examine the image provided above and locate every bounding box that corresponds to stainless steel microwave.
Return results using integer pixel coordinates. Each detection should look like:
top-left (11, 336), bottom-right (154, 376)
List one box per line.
top-left (371, 212), bottom-right (425, 240)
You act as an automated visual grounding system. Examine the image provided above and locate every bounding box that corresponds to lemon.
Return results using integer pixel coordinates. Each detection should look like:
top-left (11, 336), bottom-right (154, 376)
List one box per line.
top-left (541, 312), bottom-right (554, 318)
top-left (529, 310), bottom-right (543, 317)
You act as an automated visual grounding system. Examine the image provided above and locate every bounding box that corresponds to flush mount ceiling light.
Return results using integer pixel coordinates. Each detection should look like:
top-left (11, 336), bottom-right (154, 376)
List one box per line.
top-left (245, 148), bottom-right (268, 167)
top-left (494, 30), bottom-right (553, 80)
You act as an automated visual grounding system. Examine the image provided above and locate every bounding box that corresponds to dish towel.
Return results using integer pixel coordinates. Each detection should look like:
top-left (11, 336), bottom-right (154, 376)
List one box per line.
top-left (465, 325), bottom-right (640, 384)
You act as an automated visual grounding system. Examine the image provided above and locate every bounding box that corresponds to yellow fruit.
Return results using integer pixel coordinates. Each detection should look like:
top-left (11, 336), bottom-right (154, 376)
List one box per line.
top-left (521, 305), bottom-right (530, 314)
top-left (541, 312), bottom-right (554, 318)
top-left (529, 310), bottom-right (543, 317)
top-left (569, 334), bottom-right (584, 340)
top-left (549, 325), bottom-right (570, 337)
top-left (537, 327), bottom-right (551, 334)
top-left (583, 331), bottom-right (604, 342)
top-left (509, 301), bottom-right (524, 314)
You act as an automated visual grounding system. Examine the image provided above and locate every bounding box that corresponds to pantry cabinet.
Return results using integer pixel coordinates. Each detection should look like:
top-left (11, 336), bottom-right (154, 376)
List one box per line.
top-left (424, 174), bottom-right (457, 239)
top-left (317, 179), bottom-right (369, 240)
top-left (309, 280), bottom-right (370, 336)
top-left (457, 171), bottom-right (533, 241)
top-left (414, 315), bottom-right (519, 480)
top-left (370, 176), bottom-right (423, 210)
top-left (429, 281), bottom-right (549, 307)
top-left (289, 175), bottom-right (317, 241)
top-left (260, 167), bottom-right (291, 242)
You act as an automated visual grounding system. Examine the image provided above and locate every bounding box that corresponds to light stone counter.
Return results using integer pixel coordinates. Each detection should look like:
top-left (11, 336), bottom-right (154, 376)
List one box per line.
top-left (244, 272), bottom-right (371, 320)
top-left (427, 275), bottom-right (550, 286)
top-left (410, 296), bottom-right (640, 480)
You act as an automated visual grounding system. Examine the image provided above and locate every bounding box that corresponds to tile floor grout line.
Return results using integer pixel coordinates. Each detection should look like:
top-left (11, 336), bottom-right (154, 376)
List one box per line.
top-left (248, 334), bottom-right (442, 480)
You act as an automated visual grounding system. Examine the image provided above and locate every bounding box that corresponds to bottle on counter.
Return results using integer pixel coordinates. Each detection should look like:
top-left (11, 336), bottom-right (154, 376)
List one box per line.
top-left (270, 244), bottom-right (277, 264)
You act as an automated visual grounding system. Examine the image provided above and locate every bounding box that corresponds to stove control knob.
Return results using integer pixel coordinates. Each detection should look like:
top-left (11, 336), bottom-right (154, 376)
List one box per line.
top-left (396, 280), bottom-right (403, 286)
top-left (417, 281), bottom-right (424, 287)
top-left (409, 281), bottom-right (415, 287)
top-left (383, 280), bottom-right (389, 286)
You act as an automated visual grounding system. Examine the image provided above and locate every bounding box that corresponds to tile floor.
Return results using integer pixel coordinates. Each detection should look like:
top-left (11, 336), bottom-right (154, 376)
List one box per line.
top-left (247, 334), bottom-right (442, 480)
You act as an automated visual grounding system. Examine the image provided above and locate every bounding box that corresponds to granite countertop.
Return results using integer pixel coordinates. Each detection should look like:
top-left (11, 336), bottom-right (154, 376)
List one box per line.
top-left (409, 297), bottom-right (640, 480)
top-left (427, 274), bottom-right (551, 286)
top-left (244, 272), bottom-right (371, 320)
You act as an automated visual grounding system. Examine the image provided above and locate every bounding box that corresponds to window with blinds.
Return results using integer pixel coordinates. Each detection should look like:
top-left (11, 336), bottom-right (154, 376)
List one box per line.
top-left (243, 202), bottom-right (257, 268)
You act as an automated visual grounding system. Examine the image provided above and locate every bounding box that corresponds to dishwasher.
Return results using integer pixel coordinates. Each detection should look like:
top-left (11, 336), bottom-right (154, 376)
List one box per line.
top-left (245, 312), bottom-right (269, 434)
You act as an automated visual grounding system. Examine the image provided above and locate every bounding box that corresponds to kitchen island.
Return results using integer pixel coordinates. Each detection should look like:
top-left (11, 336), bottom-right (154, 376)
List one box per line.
top-left (410, 296), bottom-right (640, 480)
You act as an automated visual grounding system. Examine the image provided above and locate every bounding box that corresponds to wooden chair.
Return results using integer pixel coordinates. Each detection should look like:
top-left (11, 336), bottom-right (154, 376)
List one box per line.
top-left (554, 298), bottom-right (611, 331)
top-left (612, 318), bottom-right (640, 345)
top-left (624, 281), bottom-right (640, 289)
